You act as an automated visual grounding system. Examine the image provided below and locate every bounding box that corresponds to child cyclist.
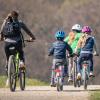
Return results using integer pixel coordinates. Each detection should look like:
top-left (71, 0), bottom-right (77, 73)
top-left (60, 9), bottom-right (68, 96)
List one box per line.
top-left (48, 30), bottom-right (73, 86)
top-left (64, 24), bottom-right (83, 82)
top-left (75, 26), bottom-right (99, 80)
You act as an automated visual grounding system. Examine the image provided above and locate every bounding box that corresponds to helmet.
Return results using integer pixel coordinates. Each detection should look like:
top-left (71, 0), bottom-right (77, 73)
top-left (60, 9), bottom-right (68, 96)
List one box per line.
top-left (55, 31), bottom-right (65, 39)
top-left (72, 24), bottom-right (82, 31)
top-left (82, 26), bottom-right (92, 33)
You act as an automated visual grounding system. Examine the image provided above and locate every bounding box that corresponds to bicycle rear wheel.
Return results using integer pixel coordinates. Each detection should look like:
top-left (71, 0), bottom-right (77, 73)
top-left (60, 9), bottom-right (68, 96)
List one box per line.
top-left (83, 68), bottom-right (88, 90)
top-left (73, 61), bottom-right (77, 87)
top-left (19, 69), bottom-right (25, 91)
top-left (8, 55), bottom-right (16, 92)
top-left (57, 77), bottom-right (63, 91)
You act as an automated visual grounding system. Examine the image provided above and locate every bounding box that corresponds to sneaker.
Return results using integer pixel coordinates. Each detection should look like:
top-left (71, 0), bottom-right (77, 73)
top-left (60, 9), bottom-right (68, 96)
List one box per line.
top-left (50, 82), bottom-right (56, 87)
top-left (89, 72), bottom-right (95, 77)
top-left (77, 73), bottom-right (81, 80)
top-left (68, 77), bottom-right (73, 83)
top-left (19, 61), bottom-right (25, 70)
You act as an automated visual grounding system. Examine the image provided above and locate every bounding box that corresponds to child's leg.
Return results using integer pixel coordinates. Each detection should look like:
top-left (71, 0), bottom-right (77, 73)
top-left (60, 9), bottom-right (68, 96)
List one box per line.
top-left (50, 59), bottom-right (56, 85)
top-left (89, 54), bottom-right (94, 76)
top-left (68, 57), bottom-right (73, 78)
top-left (63, 59), bottom-right (68, 76)
top-left (77, 55), bottom-right (83, 74)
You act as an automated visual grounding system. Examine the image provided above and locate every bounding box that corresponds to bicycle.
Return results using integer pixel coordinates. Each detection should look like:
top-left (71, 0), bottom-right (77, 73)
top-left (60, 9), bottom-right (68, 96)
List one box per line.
top-left (81, 54), bottom-right (99, 90)
top-left (81, 60), bottom-right (94, 90)
top-left (67, 53), bottom-right (81, 87)
top-left (7, 39), bottom-right (33, 92)
top-left (72, 54), bottom-right (81, 87)
top-left (54, 62), bottom-right (64, 91)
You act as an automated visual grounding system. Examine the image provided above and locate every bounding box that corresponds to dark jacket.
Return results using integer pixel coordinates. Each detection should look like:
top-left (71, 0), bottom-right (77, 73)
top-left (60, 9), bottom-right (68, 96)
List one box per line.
top-left (0, 19), bottom-right (35, 43)
top-left (49, 40), bottom-right (73, 59)
top-left (81, 36), bottom-right (94, 53)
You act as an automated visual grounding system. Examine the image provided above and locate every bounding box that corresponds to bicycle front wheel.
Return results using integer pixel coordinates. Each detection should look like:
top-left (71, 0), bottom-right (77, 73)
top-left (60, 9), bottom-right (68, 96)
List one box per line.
top-left (8, 55), bottom-right (16, 92)
top-left (19, 69), bottom-right (25, 91)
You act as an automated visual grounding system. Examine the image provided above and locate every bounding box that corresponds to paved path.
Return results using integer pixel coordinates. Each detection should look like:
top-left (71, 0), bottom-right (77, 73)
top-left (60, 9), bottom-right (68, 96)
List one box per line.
top-left (0, 85), bottom-right (100, 100)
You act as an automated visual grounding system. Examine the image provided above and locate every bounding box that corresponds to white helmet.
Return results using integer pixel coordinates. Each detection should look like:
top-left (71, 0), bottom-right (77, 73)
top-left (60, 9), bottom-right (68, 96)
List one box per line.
top-left (72, 24), bottom-right (82, 31)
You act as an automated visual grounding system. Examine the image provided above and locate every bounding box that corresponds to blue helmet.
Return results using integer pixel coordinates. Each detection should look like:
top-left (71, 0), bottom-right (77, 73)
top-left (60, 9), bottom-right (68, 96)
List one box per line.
top-left (55, 31), bottom-right (65, 39)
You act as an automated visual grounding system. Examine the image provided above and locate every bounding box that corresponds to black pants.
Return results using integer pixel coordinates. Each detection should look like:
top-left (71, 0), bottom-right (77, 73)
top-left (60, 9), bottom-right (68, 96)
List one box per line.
top-left (4, 41), bottom-right (25, 62)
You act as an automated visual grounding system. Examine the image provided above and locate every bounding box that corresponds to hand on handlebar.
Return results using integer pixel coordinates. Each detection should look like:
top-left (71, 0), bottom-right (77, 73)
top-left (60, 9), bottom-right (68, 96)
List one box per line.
top-left (67, 53), bottom-right (74, 58)
top-left (24, 37), bottom-right (35, 42)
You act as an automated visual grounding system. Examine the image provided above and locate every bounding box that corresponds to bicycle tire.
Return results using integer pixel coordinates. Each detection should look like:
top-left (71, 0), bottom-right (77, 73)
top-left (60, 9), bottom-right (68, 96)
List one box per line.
top-left (8, 55), bottom-right (16, 92)
top-left (57, 77), bottom-right (63, 91)
top-left (19, 69), bottom-right (25, 91)
top-left (73, 61), bottom-right (77, 87)
top-left (83, 68), bottom-right (88, 90)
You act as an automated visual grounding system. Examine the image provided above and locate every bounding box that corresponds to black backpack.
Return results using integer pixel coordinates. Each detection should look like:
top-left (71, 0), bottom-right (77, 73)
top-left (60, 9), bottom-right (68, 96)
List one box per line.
top-left (3, 20), bottom-right (21, 37)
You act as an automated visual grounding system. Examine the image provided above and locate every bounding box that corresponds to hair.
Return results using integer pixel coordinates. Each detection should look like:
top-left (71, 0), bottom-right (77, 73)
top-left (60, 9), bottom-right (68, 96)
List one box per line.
top-left (5, 13), bottom-right (13, 22)
top-left (8, 16), bottom-right (13, 22)
top-left (11, 11), bottom-right (19, 17)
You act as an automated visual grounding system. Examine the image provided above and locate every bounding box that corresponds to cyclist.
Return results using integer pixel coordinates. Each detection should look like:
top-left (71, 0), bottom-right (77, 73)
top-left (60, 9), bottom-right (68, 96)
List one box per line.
top-left (0, 11), bottom-right (36, 72)
top-left (48, 30), bottom-right (73, 86)
top-left (64, 24), bottom-right (82, 82)
top-left (75, 26), bottom-right (99, 80)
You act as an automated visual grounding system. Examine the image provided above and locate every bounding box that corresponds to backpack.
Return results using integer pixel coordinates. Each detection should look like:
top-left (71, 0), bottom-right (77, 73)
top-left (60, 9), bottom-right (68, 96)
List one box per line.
top-left (3, 20), bottom-right (21, 37)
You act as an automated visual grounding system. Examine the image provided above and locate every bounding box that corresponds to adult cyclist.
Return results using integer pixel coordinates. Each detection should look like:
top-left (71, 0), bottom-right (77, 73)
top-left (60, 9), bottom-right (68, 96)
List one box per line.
top-left (64, 24), bottom-right (83, 82)
top-left (0, 11), bottom-right (36, 73)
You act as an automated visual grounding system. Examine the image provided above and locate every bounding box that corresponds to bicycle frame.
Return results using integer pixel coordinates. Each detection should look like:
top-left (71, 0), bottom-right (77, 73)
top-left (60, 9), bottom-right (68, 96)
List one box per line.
top-left (9, 46), bottom-right (20, 78)
top-left (55, 65), bottom-right (64, 78)
top-left (54, 63), bottom-right (64, 91)
top-left (15, 52), bottom-right (20, 78)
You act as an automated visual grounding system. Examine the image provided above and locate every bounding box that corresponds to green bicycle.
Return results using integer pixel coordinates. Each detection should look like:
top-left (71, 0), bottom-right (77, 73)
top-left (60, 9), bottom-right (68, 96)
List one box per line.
top-left (7, 46), bottom-right (25, 91)
top-left (7, 40), bottom-right (32, 92)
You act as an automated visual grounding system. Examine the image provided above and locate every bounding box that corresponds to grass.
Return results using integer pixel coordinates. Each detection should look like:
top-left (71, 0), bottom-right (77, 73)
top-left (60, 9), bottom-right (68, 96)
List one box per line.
top-left (0, 76), bottom-right (7, 88)
top-left (0, 76), bottom-right (49, 88)
top-left (90, 92), bottom-right (100, 100)
top-left (26, 78), bottom-right (49, 86)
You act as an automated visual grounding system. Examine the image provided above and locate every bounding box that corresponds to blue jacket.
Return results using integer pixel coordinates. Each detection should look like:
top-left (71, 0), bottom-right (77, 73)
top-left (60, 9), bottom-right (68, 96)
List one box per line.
top-left (49, 40), bottom-right (72, 59)
top-left (81, 36), bottom-right (95, 53)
